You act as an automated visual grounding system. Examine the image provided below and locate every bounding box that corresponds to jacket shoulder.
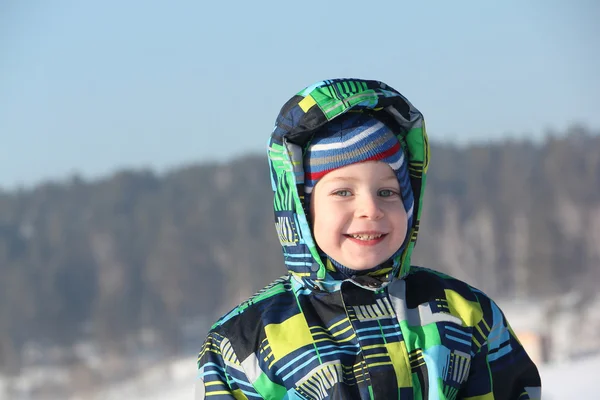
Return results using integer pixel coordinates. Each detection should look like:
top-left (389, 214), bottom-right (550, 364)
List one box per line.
top-left (211, 275), bottom-right (293, 329)
top-left (203, 275), bottom-right (298, 365)
top-left (405, 266), bottom-right (496, 323)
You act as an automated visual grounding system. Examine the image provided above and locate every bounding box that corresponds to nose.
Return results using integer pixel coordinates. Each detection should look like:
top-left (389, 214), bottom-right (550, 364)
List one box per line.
top-left (355, 194), bottom-right (384, 220)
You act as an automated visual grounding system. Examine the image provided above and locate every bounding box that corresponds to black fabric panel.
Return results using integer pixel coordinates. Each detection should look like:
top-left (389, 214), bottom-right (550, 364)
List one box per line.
top-left (369, 366), bottom-right (402, 399)
top-left (399, 387), bottom-right (415, 399)
top-left (256, 290), bottom-right (299, 325)
top-left (341, 282), bottom-right (379, 306)
top-left (404, 270), bottom-right (446, 308)
top-left (274, 95), bottom-right (305, 140)
top-left (303, 290), bottom-right (346, 327)
top-left (220, 305), bottom-right (265, 362)
top-left (491, 350), bottom-right (541, 399)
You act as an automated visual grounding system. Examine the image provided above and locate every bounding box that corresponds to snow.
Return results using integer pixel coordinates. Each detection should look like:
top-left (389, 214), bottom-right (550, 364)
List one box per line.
top-left (538, 353), bottom-right (599, 399)
top-left (70, 357), bottom-right (196, 400)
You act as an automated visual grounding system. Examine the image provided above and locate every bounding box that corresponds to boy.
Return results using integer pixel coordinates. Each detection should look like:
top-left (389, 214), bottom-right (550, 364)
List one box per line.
top-left (196, 79), bottom-right (541, 399)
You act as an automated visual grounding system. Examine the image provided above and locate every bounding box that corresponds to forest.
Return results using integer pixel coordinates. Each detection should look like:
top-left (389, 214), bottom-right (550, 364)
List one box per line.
top-left (0, 125), bottom-right (598, 380)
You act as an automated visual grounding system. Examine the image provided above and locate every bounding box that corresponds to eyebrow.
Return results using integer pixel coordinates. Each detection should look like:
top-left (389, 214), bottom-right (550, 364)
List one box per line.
top-left (322, 175), bottom-right (397, 183)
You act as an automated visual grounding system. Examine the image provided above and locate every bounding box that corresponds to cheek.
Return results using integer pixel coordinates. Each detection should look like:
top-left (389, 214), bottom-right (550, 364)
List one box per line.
top-left (310, 192), bottom-right (325, 221)
top-left (387, 205), bottom-right (408, 229)
top-left (309, 195), bottom-right (322, 238)
top-left (310, 199), bottom-right (340, 244)
top-left (397, 211), bottom-right (409, 235)
top-left (311, 212), bottom-right (329, 250)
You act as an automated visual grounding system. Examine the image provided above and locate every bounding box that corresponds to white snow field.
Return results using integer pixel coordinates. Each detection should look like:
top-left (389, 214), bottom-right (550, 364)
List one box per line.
top-left (538, 353), bottom-right (598, 399)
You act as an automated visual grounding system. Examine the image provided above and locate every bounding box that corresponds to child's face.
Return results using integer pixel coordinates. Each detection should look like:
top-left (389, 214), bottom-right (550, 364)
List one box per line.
top-left (310, 161), bottom-right (408, 271)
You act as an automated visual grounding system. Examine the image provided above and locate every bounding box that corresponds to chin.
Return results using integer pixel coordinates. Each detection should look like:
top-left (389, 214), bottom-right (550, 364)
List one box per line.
top-left (346, 259), bottom-right (388, 271)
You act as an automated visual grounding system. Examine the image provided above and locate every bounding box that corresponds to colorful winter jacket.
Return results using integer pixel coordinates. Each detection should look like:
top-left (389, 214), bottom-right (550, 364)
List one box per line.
top-left (196, 79), bottom-right (541, 399)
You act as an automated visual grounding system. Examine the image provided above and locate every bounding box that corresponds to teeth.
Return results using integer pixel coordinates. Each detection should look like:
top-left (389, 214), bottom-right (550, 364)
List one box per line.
top-left (350, 234), bottom-right (383, 240)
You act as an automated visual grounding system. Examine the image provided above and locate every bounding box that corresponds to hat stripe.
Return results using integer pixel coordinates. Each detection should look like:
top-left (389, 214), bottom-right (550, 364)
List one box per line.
top-left (307, 121), bottom-right (385, 152)
top-left (387, 151), bottom-right (405, 171)
top-left (406, 204), bottom-right (414, 220)
top-left (306, 135), bottom-right (398, 167)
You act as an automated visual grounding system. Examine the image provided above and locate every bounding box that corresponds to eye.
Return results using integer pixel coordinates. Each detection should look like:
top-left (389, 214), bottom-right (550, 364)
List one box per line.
top-left (378, 189), bottom-right (399, 198)
top-left (332, 189), bottom-right (352, 197)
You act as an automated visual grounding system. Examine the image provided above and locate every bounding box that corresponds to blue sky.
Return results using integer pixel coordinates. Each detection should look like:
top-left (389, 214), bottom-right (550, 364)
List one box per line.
top-left (1, 0), bottom-right (598, 189)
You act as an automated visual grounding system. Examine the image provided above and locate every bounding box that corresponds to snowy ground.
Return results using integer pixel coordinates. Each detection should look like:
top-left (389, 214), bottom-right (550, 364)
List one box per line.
top-left (72, 353), bottom-right (600, 399)
top-left (538, 353), bottom-right (598, 399)
top-left (69, 357), bottom-right (196, 400)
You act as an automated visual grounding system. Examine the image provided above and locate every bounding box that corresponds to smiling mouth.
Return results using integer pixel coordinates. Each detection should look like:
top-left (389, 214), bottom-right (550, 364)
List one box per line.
top-left (345, 233), bottom-right (387, 241)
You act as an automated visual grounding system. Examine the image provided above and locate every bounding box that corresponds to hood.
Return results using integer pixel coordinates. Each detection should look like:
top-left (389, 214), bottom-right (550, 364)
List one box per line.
top-left (267, 78), bottom-right (429, 284)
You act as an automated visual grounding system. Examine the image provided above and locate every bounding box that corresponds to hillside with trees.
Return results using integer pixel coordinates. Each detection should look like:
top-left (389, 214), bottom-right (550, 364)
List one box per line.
top-left (0, 126), bottom-right (598, 384)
